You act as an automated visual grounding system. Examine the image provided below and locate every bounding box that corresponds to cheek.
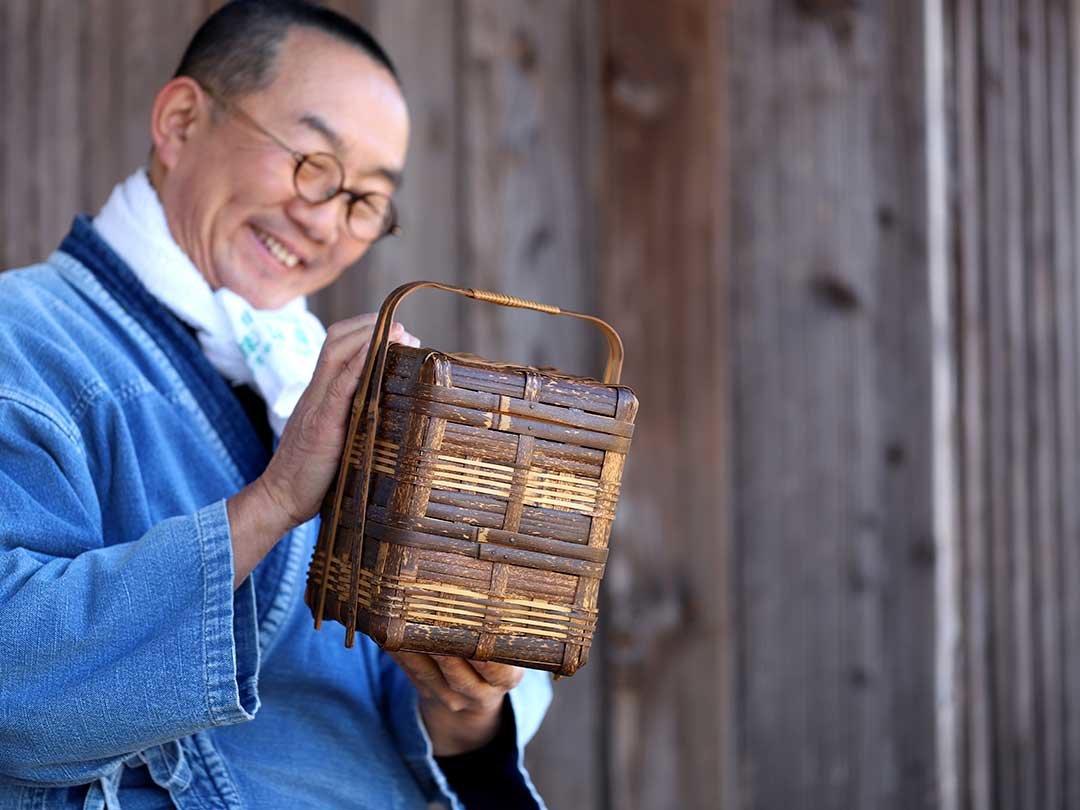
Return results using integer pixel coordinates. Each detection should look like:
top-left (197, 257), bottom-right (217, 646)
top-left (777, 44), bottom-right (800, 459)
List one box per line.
top-left (305, 243), bottom-right (368, 293)
top-left (331, 241), bottom-right (371, 276)
top-left (211, 147), bottom-right (294, 212)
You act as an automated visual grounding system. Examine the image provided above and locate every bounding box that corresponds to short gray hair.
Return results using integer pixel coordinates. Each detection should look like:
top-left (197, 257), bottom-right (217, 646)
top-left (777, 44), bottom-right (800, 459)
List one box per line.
top-left (174, 0), bottom-right (400, 101)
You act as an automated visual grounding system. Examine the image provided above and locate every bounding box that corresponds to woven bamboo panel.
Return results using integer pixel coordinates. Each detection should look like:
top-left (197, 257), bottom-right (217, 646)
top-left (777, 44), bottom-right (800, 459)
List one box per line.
top-left (306, 344), bottom-right (638, 675)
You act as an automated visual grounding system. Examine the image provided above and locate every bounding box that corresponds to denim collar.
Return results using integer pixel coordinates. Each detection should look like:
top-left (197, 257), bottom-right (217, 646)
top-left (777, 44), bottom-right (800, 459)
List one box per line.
top-left (59, 215), bottom-right (271, 485)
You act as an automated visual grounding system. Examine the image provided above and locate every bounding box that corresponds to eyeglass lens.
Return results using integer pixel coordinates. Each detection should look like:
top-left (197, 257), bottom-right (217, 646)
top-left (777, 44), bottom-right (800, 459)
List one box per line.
top-left (293, 154), bottom-right (393, 241)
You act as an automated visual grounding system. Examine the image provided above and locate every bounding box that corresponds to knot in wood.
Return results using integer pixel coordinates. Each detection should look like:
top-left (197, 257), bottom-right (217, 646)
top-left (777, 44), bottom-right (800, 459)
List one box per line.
top-left (809, 273), bottom-right (861, 312)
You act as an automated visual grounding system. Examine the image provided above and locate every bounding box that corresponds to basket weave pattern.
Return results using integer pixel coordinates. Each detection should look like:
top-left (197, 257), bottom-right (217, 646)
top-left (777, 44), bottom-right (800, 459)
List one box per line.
top-left (306, 345), bottom-right (638, 675)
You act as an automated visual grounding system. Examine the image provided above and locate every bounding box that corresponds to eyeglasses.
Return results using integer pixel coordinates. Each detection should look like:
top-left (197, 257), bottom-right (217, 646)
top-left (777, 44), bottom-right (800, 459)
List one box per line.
top-left (198, 84), bottom-right (401, 242)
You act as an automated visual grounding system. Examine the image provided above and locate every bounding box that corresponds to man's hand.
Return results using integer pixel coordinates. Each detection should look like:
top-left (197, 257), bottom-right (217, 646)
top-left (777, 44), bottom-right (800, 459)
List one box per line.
top-left (389, 651), bottom-right (525, 756)
top-left (227, 314), bottom-right (418, 587)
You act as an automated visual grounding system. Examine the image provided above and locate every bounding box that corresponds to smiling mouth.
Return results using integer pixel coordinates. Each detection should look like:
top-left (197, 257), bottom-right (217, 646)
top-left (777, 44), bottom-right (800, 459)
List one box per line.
top-left (253, 226), bottom-right (302, 269)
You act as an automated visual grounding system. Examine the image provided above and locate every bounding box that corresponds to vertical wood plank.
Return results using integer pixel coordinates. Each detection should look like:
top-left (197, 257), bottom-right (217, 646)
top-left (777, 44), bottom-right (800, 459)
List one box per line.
top-left (1062, 7), bottom-right (1080, 808)
top-left (1004, 0), bottom-right (1037, 804)
top-left (455, 3), bottom-right (602, 806)
top-left (925, 0), bottom-right (961, 804)
top-left (983, 2), bottom-right (1029, 808)
top-left (119, 0), bottom-right (157, 170)
top-left (949, 0), bottom-right (993, 807)
top-left (36, 0), bottom-right (81, 255)
top-left (3, 0), bottom-right (38, 268)
top-left (362, 0), bottom-right (461, 349)
top-left (459, 0), bottom-right (593, 371)
top-left (80, 0), bottom-right (121, 216)
top-left (1020, 4), bottom-right (1062, 809)
top-left (950, 0), bottom-right (1080, 807)
top-left (312, 0), bottom-right (463, 349)
top-left (730, 1), bottom-right (939, 808)
top-left (874, 6), bottom-right (944, 808)
top-left (600, 1), bottom-right (731, 808)
top-left (980, 1), bottom-right (1016, 806)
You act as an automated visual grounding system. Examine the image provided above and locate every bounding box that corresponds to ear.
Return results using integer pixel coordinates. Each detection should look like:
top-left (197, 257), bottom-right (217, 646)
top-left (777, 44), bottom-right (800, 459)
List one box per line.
top-left (150, 77), bottom-right (209, 171)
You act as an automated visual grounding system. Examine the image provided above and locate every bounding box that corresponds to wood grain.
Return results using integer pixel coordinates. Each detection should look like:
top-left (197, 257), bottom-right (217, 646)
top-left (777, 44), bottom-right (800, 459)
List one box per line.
top-left (730, 1), bottom-right (938, 808)
top-left (600, 1), bottom-right (732, 808)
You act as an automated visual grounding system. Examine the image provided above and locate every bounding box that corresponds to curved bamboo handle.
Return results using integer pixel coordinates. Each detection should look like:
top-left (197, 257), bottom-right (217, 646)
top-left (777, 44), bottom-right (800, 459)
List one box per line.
top-left (314, 281), bottom-right (626, 643)
top-left (466, 288), bottom-right (561, 314)
top-left (396, 282), bottom-right (624, 383)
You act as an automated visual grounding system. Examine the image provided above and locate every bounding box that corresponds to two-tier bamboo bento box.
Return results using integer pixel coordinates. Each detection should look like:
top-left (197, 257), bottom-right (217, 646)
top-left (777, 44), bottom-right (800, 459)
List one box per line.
top-left (305, 282), bottom-right (637, 676)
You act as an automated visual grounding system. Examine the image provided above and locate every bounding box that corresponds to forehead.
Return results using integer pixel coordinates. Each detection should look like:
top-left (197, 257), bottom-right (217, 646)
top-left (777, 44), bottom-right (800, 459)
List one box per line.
top-left (252, 27), bottom-right (409, 170)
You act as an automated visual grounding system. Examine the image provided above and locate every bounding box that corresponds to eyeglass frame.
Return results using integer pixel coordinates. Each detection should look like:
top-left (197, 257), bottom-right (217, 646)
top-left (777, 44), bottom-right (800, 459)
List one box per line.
top-left (195, 82), bottom-right (402, 242)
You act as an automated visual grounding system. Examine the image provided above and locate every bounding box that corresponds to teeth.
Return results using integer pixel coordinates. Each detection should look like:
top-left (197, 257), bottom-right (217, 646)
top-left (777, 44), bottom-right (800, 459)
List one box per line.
top-left (255, 228), bottom-right (300, 268)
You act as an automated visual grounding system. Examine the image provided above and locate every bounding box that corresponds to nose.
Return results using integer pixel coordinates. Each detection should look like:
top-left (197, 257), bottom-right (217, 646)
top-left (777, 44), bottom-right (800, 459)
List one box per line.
top-left (285, 194), bottom-right (346, 245)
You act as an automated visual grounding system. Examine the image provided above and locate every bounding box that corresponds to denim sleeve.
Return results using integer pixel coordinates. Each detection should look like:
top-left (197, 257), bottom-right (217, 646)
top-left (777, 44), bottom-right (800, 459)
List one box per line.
top-left (379, 652), bottom-right (552, 810)
top-left (0, 398), bottom-right (259, 786)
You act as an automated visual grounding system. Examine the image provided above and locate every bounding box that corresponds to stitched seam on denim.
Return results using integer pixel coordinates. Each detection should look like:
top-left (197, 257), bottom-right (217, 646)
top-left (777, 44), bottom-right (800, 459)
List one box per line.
top-left (68, 378), bottom-right (156, 425)
top-left (197, 505), bottom-right (214, 724)
top-left (188, 734), bottom-right (244, 810)
top-left (50, 253), bottom-right (243, 487)
top-left (254, 522), bottom-right (309, 655)
top-left (67, 378), bottom-right (106, 424)
top-left (195, 504), bottom-right (230, 727)
top-left (0, 388), bottom-right (81, 448)
top-left (15, 786), bottom-right (43, 810)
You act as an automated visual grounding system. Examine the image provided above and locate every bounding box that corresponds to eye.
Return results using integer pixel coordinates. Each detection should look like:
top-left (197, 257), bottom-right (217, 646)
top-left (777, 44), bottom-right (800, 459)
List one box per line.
top-left (354, 193), bottom-right (390, 219)
top-left (294, 152), bottom-right (345, 203)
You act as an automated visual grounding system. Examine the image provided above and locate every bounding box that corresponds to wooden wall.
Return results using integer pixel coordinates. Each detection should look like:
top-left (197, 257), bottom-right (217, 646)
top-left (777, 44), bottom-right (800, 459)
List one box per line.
top-left (7, 1), bottom-right (1080, 809)
top-left (947, 1), bottom-right (1080, 809)
top-left (598, 2), bottom-right (732, 808)
top-left (730, 2), bottom-right (940, 808)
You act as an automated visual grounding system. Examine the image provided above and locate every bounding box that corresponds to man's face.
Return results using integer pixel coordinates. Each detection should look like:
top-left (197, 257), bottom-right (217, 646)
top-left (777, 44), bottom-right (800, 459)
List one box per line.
top-left (156, 27), bottom-right (409, 310)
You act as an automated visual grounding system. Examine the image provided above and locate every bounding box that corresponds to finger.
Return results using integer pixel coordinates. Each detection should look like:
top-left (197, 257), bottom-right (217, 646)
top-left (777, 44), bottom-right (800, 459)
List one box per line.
top-left (323, 339), bottom-right (371, 406)
top-left (325, 318), bottom-right (414, 356)
top-left (432, 656), bottom-right (492, 700)
top-left (324, 313), bottom-right (379, 343)
top-left (390, 651), bottom-right (446, 699)
top-left (391, 652), bottom-right (468, 711)
top-left (387, 323), bottom-right (422, 348)
top-left (304, 330), bottom-right (373, 403)
top-left (468, 660), bottom-right (525, 691)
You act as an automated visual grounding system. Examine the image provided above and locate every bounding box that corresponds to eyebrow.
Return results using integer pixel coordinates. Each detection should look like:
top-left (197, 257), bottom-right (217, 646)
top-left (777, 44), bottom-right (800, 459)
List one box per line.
top-left (300, 113), bottom-right (345, 154)
top-left (299, 113), bottom-right (404, 189)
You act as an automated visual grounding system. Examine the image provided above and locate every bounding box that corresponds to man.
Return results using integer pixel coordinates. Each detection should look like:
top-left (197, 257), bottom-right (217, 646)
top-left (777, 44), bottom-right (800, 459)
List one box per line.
top-left (0, 2), bottom-right (550, 808)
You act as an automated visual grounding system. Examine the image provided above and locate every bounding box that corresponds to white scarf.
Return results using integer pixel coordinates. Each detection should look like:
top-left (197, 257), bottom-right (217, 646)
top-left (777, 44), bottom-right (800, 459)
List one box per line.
top-left (93, 169), bottom-right (326, 436)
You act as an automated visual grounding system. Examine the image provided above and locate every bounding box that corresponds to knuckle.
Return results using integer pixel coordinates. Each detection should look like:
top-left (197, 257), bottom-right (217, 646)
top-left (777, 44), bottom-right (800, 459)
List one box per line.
top-left (413, 667), bottom-right (441, 685)
top-left (325, 373), bottom-right (353, 403)
top-left (325, 321), bottom-right (349, 341)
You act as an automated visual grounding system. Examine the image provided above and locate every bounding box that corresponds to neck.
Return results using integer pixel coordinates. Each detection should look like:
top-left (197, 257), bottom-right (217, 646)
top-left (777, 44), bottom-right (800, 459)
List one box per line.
top-left (145, 159), bottom-right (218, 292)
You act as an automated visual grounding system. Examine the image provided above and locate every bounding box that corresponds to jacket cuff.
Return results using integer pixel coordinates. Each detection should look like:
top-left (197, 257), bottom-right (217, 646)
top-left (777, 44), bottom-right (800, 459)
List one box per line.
top-left (197, 499), bottom-right (260, 725)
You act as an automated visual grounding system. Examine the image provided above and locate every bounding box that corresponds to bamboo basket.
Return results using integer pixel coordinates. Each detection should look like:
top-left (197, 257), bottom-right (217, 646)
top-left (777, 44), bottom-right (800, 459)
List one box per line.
top-left (305, 281), bottom-right (638, 676)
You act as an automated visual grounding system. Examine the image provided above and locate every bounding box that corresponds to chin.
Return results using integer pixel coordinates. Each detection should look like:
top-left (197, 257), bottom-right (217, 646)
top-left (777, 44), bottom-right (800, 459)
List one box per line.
top-left (216, 280), bottom-right (278, 310)
top-left (244, 290), bottom-right (294, 311)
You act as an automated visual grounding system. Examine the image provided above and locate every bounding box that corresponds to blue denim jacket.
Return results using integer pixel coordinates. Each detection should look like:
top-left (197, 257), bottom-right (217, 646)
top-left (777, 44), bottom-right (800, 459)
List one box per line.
top-left (0, 218), bottom-right (551, 809)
